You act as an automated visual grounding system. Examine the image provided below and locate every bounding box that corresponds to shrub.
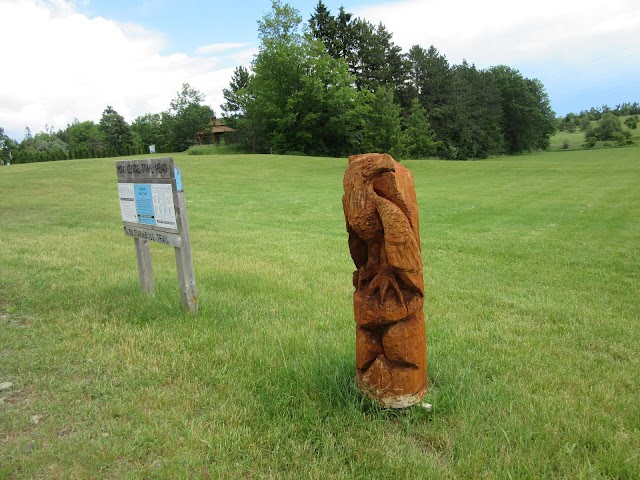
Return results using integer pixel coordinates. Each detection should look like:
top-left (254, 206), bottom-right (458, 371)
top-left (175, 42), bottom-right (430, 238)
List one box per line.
top-left (614, 131), bottom-right (633, 146)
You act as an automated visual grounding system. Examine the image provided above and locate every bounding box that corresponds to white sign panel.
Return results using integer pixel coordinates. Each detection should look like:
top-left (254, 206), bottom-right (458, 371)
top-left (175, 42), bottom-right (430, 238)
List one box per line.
top-left (152, 184), bottom-right (177, 229)
top-left (118, 183), bottom-right (138, 223)
top-left (118, 182), bottom-right (177, 230)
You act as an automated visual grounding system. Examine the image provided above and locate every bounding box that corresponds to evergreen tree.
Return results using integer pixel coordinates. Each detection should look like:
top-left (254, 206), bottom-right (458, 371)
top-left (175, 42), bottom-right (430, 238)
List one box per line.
top-left (401, 99), bottom-right (440, 159)
top-left (407, 45), bottom-right (458, 157)
top-left (220, 66), bottom-right (252, 124)
top-left (309, 2), bottom-right (407, 99)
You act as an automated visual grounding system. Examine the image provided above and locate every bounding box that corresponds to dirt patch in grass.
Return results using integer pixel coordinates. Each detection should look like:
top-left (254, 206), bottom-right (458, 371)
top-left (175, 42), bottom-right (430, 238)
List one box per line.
top-left (0, 305), bottom-right (30, 327)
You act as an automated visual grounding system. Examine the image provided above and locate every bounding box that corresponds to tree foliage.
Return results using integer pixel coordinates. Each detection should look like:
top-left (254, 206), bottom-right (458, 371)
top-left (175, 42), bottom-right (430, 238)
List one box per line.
top-left (64, 119), bottom-right (102, 159)
top-left (449, 62), bottom-right (504, 159)
top-left (220, 1), bottom-right (559, 159)
top-left (623, 116), bottom-right (638, 129)
top-left (221, 66), bottom-right (252, 123)
top-left (490, 66), bottom-right (556, 153)
top-left (401, 99), bottom-right (440, 159)
top-left (131, 113), bottom-right (164, 153)
top-left (357, 87), bottom-right (403, 157)
top-left (239, 1), bottom-right (363, 156)
top-left (309, 2), bottom-right (407, 96)
top-left (99, 106), bottom-right (134, 156)
top-left (9, 0), bottom-right (599, 164)
top-left (589, 113), bottom-right (623, 141)
top-left (8, 80), bottom-right (216, 163)
top-left (166, 83), bottom-right (214, 152)
top-left (0, 127), bottom-right (18, 162)
top-left (584, 112), bottom-right (632, 146)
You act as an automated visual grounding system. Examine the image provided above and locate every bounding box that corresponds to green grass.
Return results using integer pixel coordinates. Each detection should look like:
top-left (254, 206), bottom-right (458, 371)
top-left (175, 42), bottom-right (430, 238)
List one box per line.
top-left (620, 115), bottom-right (640, 137)
top-left (186, 144), bottom-right (245, 155)
top-left (1, 148), bottom-right (639, 478)
top-left (548, 131), bottom-right (587, 150)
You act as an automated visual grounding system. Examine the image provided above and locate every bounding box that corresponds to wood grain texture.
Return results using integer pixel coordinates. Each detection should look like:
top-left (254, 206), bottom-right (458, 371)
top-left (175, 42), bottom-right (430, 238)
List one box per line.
top-left (343, 153), bottom-right (427, 408)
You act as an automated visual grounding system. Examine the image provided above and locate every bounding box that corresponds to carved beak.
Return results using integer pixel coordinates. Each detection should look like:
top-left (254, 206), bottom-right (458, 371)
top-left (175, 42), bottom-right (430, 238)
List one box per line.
top-left (373, 166), bottom-right (395, 177)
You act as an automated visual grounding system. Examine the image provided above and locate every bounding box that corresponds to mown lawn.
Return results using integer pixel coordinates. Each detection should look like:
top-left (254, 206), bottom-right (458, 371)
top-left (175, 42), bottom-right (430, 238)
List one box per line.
top-left (1, 148), bottom-right (638, 479)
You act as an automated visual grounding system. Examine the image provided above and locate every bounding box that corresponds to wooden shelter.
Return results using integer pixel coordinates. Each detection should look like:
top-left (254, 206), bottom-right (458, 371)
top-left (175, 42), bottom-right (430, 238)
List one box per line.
top-left (195, 116), bottom-right (235, 145)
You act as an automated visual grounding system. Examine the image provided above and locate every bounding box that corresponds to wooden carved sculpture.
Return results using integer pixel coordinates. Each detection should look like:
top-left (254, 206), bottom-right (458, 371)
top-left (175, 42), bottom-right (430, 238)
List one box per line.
top-left (343, 153), bottom-right (426, 408)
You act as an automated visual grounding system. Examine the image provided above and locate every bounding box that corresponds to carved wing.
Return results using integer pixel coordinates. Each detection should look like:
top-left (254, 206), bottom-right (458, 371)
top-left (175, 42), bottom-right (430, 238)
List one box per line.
top-left (392, 163), bottom-right (421, 243)
top-left (347, 227), bottom-right (368, 269)
top-left (374, 195), bottom-right (424, 295)
top-left (373, 165), bottom-right (420, 243)
top-left (343, 187), bottom-right (368, 269)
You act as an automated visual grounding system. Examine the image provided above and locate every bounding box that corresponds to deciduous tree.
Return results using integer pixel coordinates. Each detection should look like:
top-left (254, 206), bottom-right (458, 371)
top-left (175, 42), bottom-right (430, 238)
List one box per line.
top-left (357, 87), bottom-right (403, 157)
top-left (588, 112), bottom-right (623, 141)
top-left (68, 119), bottom-right (103, 158)
top-left (131, 113), bottom-right (165, 153)
top-left (99, 106), bottom-right (133, 156)
top-left (490, 66), bottom-right (556, 153)
top-left (167, 83), bottom-right (214, 151)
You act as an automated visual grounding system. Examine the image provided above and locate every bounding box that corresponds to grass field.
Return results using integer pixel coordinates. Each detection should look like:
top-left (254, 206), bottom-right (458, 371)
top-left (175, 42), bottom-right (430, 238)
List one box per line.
top-left (1, 148), bottom-right (639, 478)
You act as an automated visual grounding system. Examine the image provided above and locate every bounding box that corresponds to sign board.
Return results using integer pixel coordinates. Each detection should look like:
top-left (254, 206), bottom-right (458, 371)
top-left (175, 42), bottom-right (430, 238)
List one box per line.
top-left (116, 158), bottom-right (183, 247)
top-left (118, 183), bottom-right (178, 230)
top-left (116, 158), bottom-right (197, 311)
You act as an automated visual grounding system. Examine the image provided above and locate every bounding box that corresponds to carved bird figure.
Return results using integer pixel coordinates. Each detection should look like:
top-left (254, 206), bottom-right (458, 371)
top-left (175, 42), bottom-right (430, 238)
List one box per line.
top-left (343, 153), bottom-right (424, 304)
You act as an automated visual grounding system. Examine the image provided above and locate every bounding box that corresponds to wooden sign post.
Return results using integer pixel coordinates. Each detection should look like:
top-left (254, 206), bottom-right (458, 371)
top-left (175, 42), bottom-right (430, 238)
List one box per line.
top-left (116, 158), bottom-right (197, 312)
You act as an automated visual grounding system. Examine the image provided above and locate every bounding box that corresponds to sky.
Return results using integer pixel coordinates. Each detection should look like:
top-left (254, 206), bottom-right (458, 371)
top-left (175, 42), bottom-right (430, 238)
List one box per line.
top-left (1, 0), bottom-right (639, 141)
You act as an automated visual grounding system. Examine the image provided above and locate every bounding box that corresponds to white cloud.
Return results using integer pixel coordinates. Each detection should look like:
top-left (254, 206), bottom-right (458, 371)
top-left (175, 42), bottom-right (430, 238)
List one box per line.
top-left (353, 0), bottom-right (640, 67)
top-left (353, 0), bottom-right (640, 114)
top-left (0, 0), bottom-right (251, 140)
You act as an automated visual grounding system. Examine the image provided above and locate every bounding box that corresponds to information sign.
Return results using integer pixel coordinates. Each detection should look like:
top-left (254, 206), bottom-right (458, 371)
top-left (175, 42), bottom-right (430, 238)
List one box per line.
top-left (115, 158), bottom-right (197, 311)
top-left (118, 183), bottom-right (178, 228)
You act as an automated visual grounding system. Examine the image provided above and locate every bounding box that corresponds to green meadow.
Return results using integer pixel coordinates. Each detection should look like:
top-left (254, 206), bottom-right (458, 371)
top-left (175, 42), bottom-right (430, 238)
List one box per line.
top-left (1, 148), bottom-right (638, 478)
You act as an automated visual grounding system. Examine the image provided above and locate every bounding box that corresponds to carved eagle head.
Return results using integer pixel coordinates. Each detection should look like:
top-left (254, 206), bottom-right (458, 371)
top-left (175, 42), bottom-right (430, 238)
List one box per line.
top-left (347, 153), bottom-right (396, 180)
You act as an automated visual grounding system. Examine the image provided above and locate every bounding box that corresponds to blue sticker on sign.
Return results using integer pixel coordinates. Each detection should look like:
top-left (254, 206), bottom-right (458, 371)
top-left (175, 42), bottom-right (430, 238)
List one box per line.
top-left (134, 184), bottom-right (155, 225)
top-left (174, 167), bottom-right (183, 191)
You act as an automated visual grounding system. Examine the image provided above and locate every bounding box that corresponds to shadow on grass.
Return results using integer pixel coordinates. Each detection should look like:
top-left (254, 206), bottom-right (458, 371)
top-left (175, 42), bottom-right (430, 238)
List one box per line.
top-left (97, 278), bottom-right (188, 325)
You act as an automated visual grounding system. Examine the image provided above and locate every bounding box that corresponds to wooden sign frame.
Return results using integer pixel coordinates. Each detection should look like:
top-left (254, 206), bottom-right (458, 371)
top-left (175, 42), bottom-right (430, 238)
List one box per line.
top-left (116, 158), bottom-right (197, 312)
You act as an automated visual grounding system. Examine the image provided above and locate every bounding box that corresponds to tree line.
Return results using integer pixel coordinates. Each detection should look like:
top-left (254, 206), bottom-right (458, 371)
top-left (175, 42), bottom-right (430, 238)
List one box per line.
top-left (557, 102), bottom-right (639, 131)
top-left (0, 84), bottom-right (214, 164)
top-left (557, 102), bottom-right (640, 131)
top-left (220, 1), bottom-right (557, 159)
top-left (1, 0), bottom-right (561, 164)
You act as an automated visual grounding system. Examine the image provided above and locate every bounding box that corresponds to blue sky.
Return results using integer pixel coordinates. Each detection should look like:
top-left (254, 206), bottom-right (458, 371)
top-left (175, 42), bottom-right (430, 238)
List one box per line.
top-left (75, 0), bottom-right (365, 55)
top-left (1, 0), bottom-right (638, 141)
